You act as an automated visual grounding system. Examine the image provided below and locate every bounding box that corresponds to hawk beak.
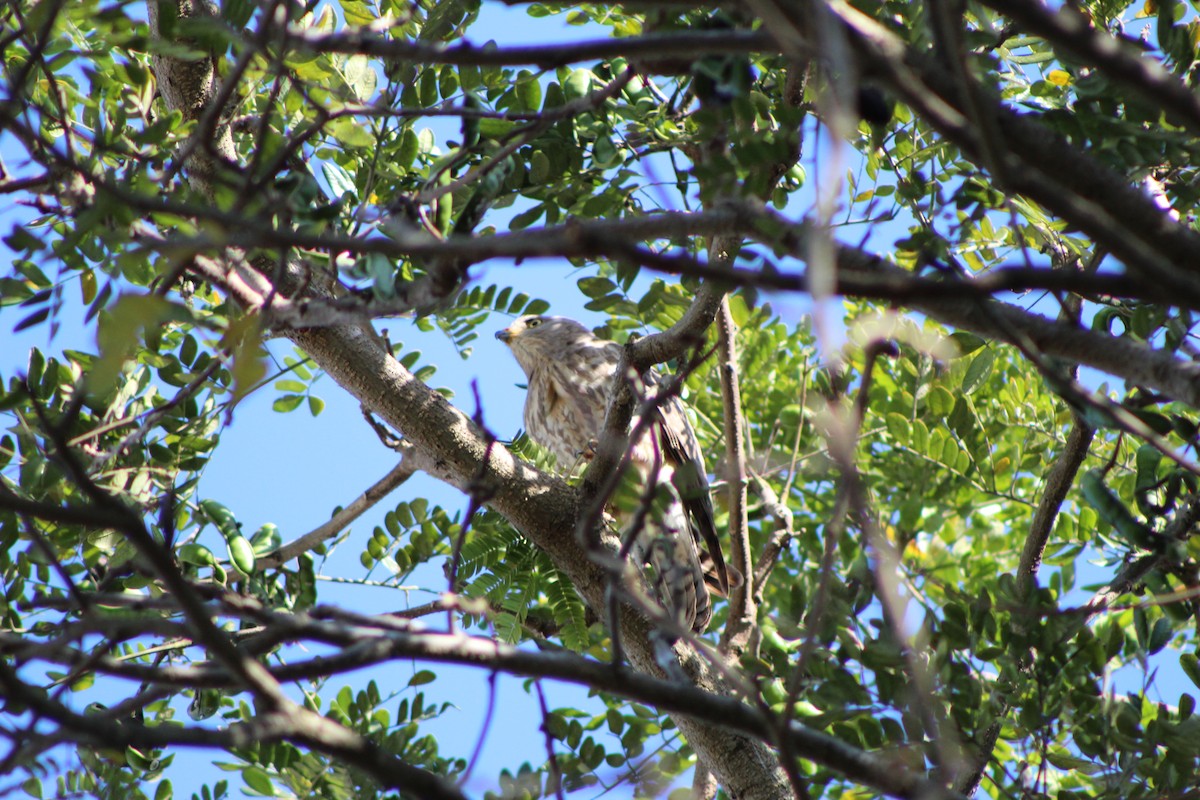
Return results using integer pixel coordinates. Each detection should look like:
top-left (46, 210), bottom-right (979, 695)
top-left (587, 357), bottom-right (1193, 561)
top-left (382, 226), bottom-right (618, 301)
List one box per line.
top-left (495, 328), bottom-right (513, 343)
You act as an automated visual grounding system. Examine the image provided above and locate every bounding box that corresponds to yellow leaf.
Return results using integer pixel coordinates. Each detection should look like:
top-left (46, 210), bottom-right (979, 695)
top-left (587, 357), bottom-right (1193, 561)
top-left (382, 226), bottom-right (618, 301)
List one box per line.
top-left (223, 315), bottom-right (267, 405)
top-left (90, 293), bottom-right (178, 396)
top-left (1047, 70), bottom-right (1071, 86)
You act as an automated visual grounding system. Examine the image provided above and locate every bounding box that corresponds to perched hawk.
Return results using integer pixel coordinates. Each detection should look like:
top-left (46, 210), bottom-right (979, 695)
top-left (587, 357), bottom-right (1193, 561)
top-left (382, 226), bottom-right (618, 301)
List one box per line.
top-left (496, 314), bottom-right (731, 632)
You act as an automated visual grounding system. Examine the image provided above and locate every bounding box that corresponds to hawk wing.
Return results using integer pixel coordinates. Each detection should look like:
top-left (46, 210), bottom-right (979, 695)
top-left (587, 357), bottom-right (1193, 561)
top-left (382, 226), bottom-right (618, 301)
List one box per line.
top-left (627, 479), bottom-right (709, 632)
top-left (654, 395), bottom-right (731, 598)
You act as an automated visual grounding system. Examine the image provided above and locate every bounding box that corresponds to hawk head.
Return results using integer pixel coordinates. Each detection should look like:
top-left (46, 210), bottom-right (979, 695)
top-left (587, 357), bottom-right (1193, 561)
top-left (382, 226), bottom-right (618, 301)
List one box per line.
top-left (496, 315), bottom-right (598, 374)
top-left (495, 314), bottom-right (590, 344)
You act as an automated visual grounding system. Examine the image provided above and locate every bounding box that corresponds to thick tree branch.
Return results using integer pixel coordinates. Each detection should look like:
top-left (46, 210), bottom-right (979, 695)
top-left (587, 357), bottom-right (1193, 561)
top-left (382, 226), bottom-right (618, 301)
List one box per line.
top-left (286, 27), bottom-right (772, 67)
top-left (608, 213), bottom-right (1200, 412)
top-left (144, 212), bottom-right (1200, 330)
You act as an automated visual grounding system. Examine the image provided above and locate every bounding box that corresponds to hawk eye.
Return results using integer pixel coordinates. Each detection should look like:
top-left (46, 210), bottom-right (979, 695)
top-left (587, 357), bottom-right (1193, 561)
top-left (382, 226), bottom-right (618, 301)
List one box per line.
top-left (526, 317), bottom-right (542, 328)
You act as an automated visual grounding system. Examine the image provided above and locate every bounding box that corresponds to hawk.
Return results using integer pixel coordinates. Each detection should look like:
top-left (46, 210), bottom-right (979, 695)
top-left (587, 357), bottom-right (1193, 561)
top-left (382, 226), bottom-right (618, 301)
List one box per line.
top-left (496, 314), bottom-right (731, 633)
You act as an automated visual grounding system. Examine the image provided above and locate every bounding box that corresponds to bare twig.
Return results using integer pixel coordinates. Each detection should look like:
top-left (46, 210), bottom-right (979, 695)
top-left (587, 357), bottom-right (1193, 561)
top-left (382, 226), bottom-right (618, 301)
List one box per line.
top-left (447, 382), bottom-right (498, 631)
top-left (260, 454), bottom-right (422, 568)
top-left (1016, 421), bottom-right (1095, 596)
top-left (534, 681), bottom-right (567, 800)
top-left (716, 296), bottom-right (755, 659)
top-left (750, 473), bottom-right (796, 594)
top-left (459, 669), bottom-right (499, 788)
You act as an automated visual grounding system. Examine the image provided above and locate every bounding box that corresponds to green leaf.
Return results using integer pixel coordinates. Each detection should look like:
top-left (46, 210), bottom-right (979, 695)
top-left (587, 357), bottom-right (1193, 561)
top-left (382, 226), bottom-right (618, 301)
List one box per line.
top-left (420, 68), bottom-right (439, 105)
top-left (285, 52), bottom-right (335, 81)
top-left (961, 348), bottom-right (995, 395)
top-left (241, 766), bottom-right (274, 796)
top-left (343, 54), bottom-right (377, 101)
top-left (1181, 653), bottom-right (1200, 691)
top-left (1148, 617), bottom-right (1173, 655)
top-left (3, 225), bottom-right (45, 253)
top-left (188, 689), bottom-right (221, 721)
top-left (476, 118), bottom-right (515, 138)
top-left (273, 394), bottom-right (304, 412)
top-left (515, 71), bottom-right (542, 110)
top-left (1081, 469), bottom-right (1157, 550)
top-left (222, 0), bottom-right (255, 27)
top-left (13, 307), bottom-right (50, 333)
top-left (563, 68), bottom-right (592, 101)
top-left (321, 161), bottom-right (357, 201)
top-left (577, 277), bottom-right (615, 298)
top-left (507, 293), bottom-right (530, 314)
top-left (328, 117), bottom-right (375, 148)
top-left (1045, 746), bottom-right (1099, 773)
top-left (925, 385), bottom-right (954, 417)
top-left (408, 670), bottom-right (436, 687)
top-left (884, 412), bottom-right (910, 445)
top-left (397, 127), bottom-right (420, 169)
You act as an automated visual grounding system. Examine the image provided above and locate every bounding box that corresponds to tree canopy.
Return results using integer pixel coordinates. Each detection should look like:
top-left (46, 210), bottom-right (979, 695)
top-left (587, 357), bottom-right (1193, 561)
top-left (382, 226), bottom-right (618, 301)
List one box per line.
top-left (4, 0), bottom-right (1200, 798)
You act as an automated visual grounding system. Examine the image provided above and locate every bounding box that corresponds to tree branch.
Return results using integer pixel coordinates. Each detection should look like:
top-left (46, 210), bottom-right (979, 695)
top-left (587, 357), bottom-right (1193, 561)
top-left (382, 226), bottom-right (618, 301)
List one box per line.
top-left (753, 0), bottom-right (1200, 300)
top-left (286, 27), bottom-right (772, 67)
top-left (260, 451), bottom-right (423, 568)
top-left (716, 296), bottom-right (755, 658)
top-left (1016, 421), bottom-right (1095, 596)
top-left (9, 599), bottom-right (967, 800)
top-left (0, 659), bottom-right (467, 800)
top-left (980, 0), bottom-right (1200, 136)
